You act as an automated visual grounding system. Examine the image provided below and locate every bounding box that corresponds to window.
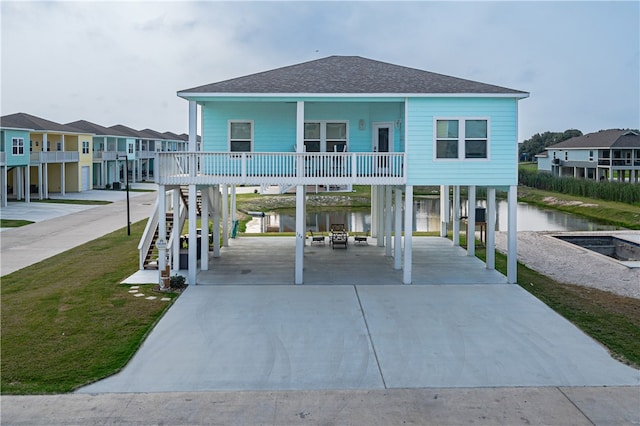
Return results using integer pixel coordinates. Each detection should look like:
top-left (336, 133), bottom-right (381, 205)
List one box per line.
top-left (435, 118), bottom-right (488, 159)
top-left (564, 151), bottom-right (568, 161)
top-left (589, 150), bottom-right (594, 162)
top-left (82, 140), bottom-right (90, 154)
top-left (12, 137), bottom-right (24, 155)
top-left (229, 121), bottom-right (252, 152)
top-left (436, 120), bottom-right (459, 158)
top-left (304, 121), bottom-right (348, 152)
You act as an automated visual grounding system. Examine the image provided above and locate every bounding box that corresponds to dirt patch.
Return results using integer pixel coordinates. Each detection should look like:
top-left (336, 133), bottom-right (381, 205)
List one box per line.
top-left (541, 196), bottom-right (599, 207)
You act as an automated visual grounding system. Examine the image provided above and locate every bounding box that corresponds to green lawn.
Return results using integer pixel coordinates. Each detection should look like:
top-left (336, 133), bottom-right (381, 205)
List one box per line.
top-left (0, 219), bottom-right (34, 228)
top-left (1, 221), bottom-right (178, 394)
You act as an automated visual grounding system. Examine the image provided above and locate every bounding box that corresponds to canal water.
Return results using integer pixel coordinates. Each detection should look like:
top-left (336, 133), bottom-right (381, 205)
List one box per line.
top-left (245, 197), bottom-right (619, 233)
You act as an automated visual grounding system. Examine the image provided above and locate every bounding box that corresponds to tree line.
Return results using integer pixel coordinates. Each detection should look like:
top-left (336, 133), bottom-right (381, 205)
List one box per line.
top-left (518, 129), bottom-right (583, 161)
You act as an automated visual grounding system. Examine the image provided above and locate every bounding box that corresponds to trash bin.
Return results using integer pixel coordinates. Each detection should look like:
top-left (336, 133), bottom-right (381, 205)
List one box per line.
top-left (475, 207), bottom-right (486, 223)
top-left (112, 182), bottom-right (121, 190)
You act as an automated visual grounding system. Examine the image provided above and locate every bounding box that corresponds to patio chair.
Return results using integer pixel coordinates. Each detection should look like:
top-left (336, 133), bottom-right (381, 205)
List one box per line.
top-left (353, 231), bottom-right (369, 245)
top-left (330, 224), bottom-right (348, 249)
top-left (308, 229), bottom-right (326, 245)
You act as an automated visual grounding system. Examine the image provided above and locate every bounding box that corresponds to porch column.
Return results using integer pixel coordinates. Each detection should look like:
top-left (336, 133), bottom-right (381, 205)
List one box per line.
top-left (403, 185), bottom-right (413, 284)
top-left (172, 188), bottom-right (181, 271)
top-left (394, 187), bottom-right (402, 270)
top-left (452, 185), bottom-right (460, 246)
top-left (507, 185), bottom-right (518, 284)
top-left (60, 135), bottom-right (65, 196)
top-left (385, 185), bottom-right (392, 256)
top-left (188, 184), bottom-right (198, 285)
top-left (295, 185), bottom-right (305, 284)
top-left (221, 184), bottom-right (229, 247)
top-left (24, 165), bottom-right (30, 203)
top-left (158, 184), bottom-right (167, 281)
top-left (15, 167), bottom-right (22, 200)
top-left (230, 184), bottom-right (237, 238)
top-left (371, 186), bottom-right (378, 238)
top-left (42, 134), bottom-right (49, 198)
top-left (377, 185), bottom-right (384, 247)
top-left (466, 185), bottom-right (476, 257)
top-left (296, 101), bottom-right (305, 152)
top-left (213, 185), bottom-right (221, 258)
top-left (201, 188), bottom-right (209, 270)
top-left (486, 187), bottom-right (496, 270)
top-left (440, 185), bottom-right (449, 237)
top-left (38, 164), bottom-right (43, 200)
top-left (1, 165), bottom-right (6, 207)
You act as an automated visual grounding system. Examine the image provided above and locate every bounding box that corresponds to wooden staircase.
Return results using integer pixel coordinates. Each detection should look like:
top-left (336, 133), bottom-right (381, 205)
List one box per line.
top-left (180, 186), bottom-right (202, 216)
top-left (143, 213), bottom-right (173, 270)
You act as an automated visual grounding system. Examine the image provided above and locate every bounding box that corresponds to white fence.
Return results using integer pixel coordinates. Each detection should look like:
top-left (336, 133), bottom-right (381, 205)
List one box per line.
top-left (30, 151), bottom-right (79, 163)
top-left (156, 152), bottom-right (406, 186)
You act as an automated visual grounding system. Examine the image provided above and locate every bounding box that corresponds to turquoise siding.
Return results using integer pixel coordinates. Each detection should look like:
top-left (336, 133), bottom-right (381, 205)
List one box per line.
top-left (201, 101), bottom-right (404, 153)
top-left (1, 129), bottom-right (31, 166)
top-left (406, 98), bottom-right (518, 186)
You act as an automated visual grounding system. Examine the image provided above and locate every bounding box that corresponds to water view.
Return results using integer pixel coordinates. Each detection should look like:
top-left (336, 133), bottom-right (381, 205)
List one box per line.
top-left (245, 197), bottom-right (618, 233)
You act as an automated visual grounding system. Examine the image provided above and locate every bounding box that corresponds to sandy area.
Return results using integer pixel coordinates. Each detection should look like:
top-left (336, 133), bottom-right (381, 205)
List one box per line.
top-left (495, 231), bottom-right (640, 299)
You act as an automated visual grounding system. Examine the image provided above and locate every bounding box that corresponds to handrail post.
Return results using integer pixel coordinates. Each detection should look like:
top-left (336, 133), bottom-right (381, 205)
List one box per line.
top-left (352, 153), bottom-right (357, 179)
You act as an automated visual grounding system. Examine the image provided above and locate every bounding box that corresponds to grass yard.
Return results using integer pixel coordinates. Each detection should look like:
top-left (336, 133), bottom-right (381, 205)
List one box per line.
top-left (0, 219), bottom-right (34, 228)
top-left (1, 221), bottom-right (178, 394)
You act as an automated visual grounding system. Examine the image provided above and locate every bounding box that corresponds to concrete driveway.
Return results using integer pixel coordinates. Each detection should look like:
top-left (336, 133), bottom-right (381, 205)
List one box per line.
top-left (79, 238), bottom-right (639, 393)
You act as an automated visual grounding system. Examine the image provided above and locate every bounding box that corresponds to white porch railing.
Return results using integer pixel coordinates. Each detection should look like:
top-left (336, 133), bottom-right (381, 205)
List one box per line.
top-left (156, 152), bottom-right (406, 186)
top-left (94, 151), bottom-right (127, 161)
top-left (30, 151), bottom-right (79, 164)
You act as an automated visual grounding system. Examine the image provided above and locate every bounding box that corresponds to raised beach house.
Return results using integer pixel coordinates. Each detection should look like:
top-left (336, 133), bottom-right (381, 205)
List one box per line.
top-left (144, 56), bottom-right (529, 285)
top-left (536, 129), bottom-right (640, 182)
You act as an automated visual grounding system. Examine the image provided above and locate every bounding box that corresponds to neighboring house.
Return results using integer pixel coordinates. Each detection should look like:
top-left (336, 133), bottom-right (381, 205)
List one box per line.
top-left (66, 120), bottom-right (132, 188)
top-left (0, 113), bottom-right (94, 200)
top-left (0, 125), bottom-right (33, 207)
top-left (537, 129), bottom-right (640, 182)
top-left (145, 56), bottom-right (528, 286)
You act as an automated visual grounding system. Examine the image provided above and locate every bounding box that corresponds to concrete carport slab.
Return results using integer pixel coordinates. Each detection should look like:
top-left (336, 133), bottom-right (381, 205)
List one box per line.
top-left (78, 282), bottom-right (639, 393)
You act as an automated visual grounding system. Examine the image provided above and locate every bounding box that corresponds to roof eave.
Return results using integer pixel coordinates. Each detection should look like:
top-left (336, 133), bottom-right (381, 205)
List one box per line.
top-left (177, 91), bottom-right (530, 101)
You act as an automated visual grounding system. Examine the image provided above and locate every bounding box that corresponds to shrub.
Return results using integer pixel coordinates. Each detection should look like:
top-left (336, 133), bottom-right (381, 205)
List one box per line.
top-left (169, 274), bottom-right (186, 289)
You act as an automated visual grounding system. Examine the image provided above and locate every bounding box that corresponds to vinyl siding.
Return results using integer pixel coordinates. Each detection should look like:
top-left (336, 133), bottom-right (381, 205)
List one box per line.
top-left (1, 129), bottom-right (31, 166)
top-left (406, 97), bottom-right (518, 186)
top-left (201, 100), bottom-right (404, 153)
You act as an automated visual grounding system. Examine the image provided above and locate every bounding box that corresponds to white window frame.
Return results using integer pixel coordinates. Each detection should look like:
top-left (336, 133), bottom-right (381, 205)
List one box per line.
top-left (12, 137), bottom-right (24, 155)
top-left (304, 120), bottom-right (348, 153)
top-left (82, 140), bottom-right (90, 154)
top-left (433, 117), bottom-right (490, 161)
top-left (228, 120), bottom-right (254, 152)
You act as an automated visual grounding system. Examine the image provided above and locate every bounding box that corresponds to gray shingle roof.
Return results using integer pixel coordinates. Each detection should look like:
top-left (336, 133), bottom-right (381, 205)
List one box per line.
top-left (547, 130), bottom-right (640, 149)
top-left (179, 56), bottom-right (528, 96)
top-left (109, 124), bottom-right (146, 139)
top-left (1, 112), bottom-right (89, 133)
top-left (66, 120), bottom-right (130, 137)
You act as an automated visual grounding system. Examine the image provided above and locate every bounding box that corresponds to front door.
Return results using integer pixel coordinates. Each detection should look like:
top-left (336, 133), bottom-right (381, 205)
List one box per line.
top-left (373, 122), bottom-right (394, 171)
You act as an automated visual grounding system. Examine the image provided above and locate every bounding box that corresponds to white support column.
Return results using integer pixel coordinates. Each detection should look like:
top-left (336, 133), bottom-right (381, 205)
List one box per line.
top-left (201, 188), bottom-right (209, 271)
top-left (385, 185), bottom-right (392, 256)
top-left (486, 187), bottom-right (496, 270)
top-left (296, 101), bottom-right (305, 153)
top-left (188, 184), bottom-right (198, 285)
top-left (15, 167), bottom-right (22, 200)
top-left (507, 185), bottom-right (518, 284)
top-left (221, 184), bottom-right (229, 247)
top-left (403, 185), bottom-right (413, 284)
top-left (24, 165), bottom-right (30, 203)
top-left (467, 185), bottom-right (476, 256)
top-left (394, 188), bottom-right (402, 270)
top-left (377, 185), bottom-right (385, 247)
top-left (1, 165), bottom-right (6, 207)
top-left (295, 185), bottom-right (305, 284)
top-left (42, 134), bottom-right (49, 198)
top-left (371, 186), bottom-right (378, 238)
top-left (158, 185), bottom-right (167, 281)
top-left (230, 185), bottom-right (237, 221)
top-left (172, 188), bottom-right (181, 271)
top-left (60, 162), bottom-right (65, 196)
top-left (453, 185), bottom-right (460, 246)
top-left (213, 185), bottom-right (221, 258)
top-left (440, 185), bottom-right (449, 237)
top-left (37, 164), bottom-right (43, 200)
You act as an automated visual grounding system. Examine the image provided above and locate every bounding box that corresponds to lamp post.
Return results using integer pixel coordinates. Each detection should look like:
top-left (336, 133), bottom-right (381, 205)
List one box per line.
top-left (117, 155), bottom-right (131, 236)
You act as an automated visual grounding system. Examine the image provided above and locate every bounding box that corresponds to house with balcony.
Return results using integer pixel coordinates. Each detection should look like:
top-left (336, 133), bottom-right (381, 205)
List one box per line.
top-left (0, 124), bottom-right (33, 207)
top-left (142, 56), bottom-right (528, 286)
top-left (0, 113), bottom-right (93, 200)
top-left (537, 129), bottom-right (640, 182)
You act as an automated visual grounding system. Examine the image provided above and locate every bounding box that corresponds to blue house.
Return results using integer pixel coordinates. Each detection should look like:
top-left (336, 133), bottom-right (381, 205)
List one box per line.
top-left (0, 125), bottom-right (32, 207)
top-left (148, 56), bottom-right (529, 285)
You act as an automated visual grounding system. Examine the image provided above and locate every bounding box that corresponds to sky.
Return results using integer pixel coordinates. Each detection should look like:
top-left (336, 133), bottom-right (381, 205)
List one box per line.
top-left (1, 1), bottom-right (638, 142)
